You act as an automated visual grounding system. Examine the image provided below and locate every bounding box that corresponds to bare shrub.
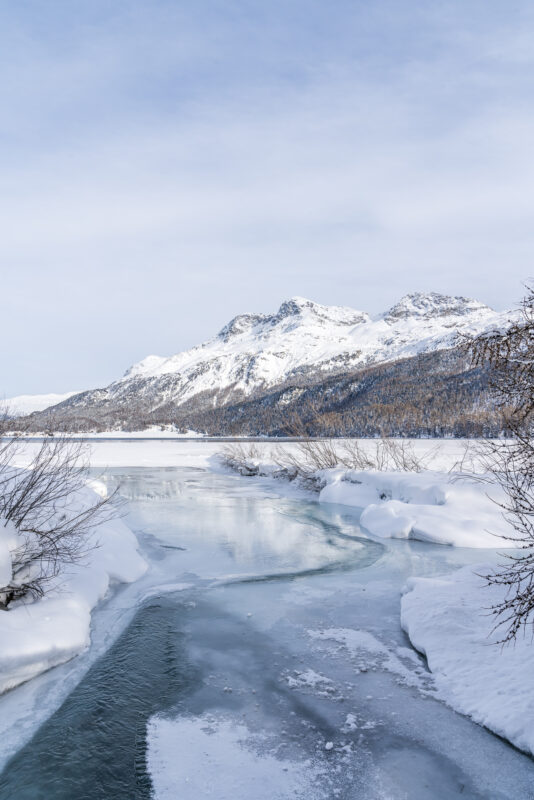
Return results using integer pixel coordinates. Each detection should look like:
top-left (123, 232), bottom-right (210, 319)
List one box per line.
top-left (446, 441), bottom-right (480, 480)
top-left (219, 443), bottom-right (264, 476)
top-left (274, 436), bottom-right (433, 478)
top-left (0, 417), bottom-right (120, 609)
top-left (221, 431), bottom-right (436, 495)
top-left (463, 285), bottom-right (534, 642)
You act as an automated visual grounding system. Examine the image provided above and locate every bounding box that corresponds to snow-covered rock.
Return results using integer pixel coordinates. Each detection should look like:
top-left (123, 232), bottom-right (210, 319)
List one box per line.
top-left (401, 567), bottom-right (534, 756)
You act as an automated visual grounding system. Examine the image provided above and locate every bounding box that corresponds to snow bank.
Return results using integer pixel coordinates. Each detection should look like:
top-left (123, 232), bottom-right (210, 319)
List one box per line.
top-left (0, 520), bottom-right (17, 589)
top-left (221, 447), bottom-right (514, 548)
top-left (11, 427), bottom-right (206, 439)
top-left (319, 470), bottom-right (512, 547)
top-left (401, 567), bottom-right (534, 756)
top-left (0, 485), bottom-right (147, 694)
top-left (66, 427), bottom-right (206, 439)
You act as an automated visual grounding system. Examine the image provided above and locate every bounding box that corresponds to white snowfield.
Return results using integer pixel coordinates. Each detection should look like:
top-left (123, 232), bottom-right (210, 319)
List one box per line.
top-left (401, 567), bottom-right (534, 757)
top-left (0, 483), bottom-right (146, 694)
top-left (4, 392), bottom-right (78, 416)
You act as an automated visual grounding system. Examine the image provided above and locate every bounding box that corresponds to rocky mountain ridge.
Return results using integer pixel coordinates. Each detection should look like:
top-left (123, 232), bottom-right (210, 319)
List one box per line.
top-left (19, 292), bottom-right (514, 435)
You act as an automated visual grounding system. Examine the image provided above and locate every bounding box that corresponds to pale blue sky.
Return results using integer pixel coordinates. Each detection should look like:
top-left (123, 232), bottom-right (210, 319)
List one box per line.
top-left (1, 0), bottom-right (533, 395)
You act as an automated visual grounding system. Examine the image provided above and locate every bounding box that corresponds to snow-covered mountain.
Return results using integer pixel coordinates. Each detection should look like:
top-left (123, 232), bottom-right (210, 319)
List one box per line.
top-left (23, 292), bottom-right (514, 433)
top-left (95, 292), bottom-right (511, 400)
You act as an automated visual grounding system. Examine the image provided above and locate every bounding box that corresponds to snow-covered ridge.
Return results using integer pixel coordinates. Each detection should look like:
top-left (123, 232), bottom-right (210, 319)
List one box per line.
top-left (110, 292), bottom-right (513, 407)
top-left (11, 292), bottom-right (514, 419)
top-left (383, 292), bottom-right (488, 322)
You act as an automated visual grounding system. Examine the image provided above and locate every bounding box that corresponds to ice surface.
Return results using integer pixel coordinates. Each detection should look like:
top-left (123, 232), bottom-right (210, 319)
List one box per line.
top-left (147, 713), bottom-right (320, 800)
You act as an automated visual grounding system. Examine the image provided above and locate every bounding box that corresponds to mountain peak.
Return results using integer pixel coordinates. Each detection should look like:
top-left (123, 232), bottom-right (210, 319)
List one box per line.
top-left (218, 312), bottom-right (268, 342)
top-left (22, 289), bottom-right (513, 428)
top-left (275, 296), bottom-right (317, 318)
top-left (123, 354), bottom-right (167, 379)
top-left (384, 292), bottom-right (490, 323)
top-left (275, 297), bottom-right (369, 326)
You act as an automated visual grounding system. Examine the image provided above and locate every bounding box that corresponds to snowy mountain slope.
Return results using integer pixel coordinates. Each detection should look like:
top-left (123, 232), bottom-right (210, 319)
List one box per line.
top-left (74, 293), bottom-right (510, 402)
top-left (4, 392), bottom-right (79, 417)
top-left (23, 292), bottom-right (514, 431)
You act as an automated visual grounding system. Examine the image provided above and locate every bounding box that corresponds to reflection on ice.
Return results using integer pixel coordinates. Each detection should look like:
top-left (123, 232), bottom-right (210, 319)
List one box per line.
top-left (110, 467), bottom-right (384, 581)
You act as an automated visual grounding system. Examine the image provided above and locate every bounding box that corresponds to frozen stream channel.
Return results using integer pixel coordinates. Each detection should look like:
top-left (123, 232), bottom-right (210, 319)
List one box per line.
top-left (1, 466), bottom-right (534, 799)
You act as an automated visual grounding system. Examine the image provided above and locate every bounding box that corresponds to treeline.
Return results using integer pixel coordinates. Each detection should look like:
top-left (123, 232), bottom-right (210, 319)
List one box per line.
top-left (177, 348), bottom-right (503, 437)
top-left (21, 347), bottom-right (505, 437)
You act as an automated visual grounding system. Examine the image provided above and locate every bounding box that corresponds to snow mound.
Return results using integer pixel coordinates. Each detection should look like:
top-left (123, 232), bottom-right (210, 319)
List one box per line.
top-left (401, 566), bottom-right (534, 756)
top-left (0, 484), bottom-right (147, 693)
top-left (319, 470), bottom-right (512, 547)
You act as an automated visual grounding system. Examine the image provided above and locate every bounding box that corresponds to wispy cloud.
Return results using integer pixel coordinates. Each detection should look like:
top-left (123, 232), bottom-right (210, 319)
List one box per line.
top-left (1, 1), bottom-right (533, 393)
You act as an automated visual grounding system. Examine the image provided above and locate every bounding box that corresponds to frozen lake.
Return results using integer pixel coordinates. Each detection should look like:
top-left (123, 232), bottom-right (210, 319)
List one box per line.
top-left (1, 463), bottom-right (533, 799)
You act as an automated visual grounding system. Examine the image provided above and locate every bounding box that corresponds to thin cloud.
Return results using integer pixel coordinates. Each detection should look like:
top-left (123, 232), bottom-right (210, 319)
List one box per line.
top-left (1, 1), bottom-right (533, 393)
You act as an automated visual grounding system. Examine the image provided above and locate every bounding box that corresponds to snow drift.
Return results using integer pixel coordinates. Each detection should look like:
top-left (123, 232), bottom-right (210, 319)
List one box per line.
top-left (319, 469), bottom-right (512, 547)
top-left (0, 483), bottom-right (146, 693)
top-left (401, 567), bottom-right (534, 756)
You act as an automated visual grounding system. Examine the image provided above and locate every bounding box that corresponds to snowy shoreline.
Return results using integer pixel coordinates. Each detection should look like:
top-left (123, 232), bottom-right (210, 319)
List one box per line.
top-left (2, 439), bottom-right (532, 767)
top-left (401, 568), bottom-right (534, 757)
top-left (0, 482), bottom-right (146, 694)
top-left (217, 444), bottom-right (534, 756)
top-left (219, 446), bottom-right (516, 549)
